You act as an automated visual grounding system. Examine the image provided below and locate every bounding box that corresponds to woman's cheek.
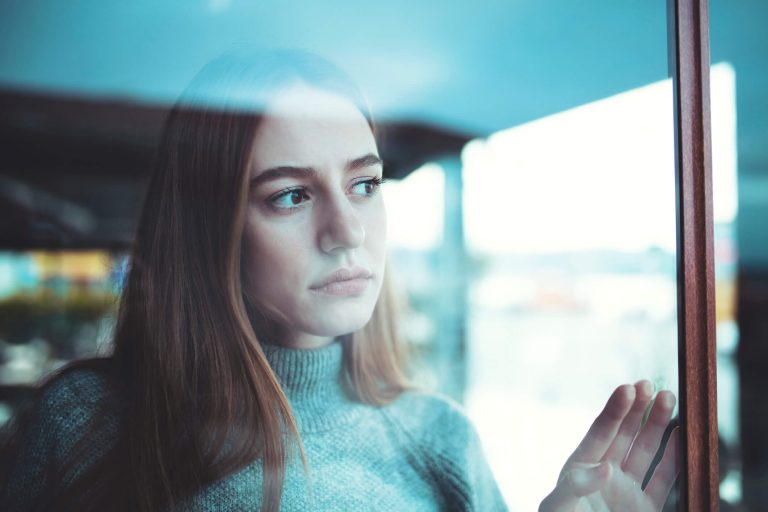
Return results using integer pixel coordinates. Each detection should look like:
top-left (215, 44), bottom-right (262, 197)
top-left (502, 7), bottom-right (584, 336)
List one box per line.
top-left (365, 202), bottom-right (388, 252)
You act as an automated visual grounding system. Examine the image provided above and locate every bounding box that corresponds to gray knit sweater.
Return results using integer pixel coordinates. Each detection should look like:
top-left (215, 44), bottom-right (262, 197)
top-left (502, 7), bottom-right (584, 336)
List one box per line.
top-left (3, 341), bottom-right (508, 511)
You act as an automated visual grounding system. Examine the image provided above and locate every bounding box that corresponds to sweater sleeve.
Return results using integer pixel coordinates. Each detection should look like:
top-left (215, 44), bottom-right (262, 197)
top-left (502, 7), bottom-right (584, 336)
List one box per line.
top-left (1, 369), bottom-right (114, 512)
top-left (384, 391), bottom-right (509, 512)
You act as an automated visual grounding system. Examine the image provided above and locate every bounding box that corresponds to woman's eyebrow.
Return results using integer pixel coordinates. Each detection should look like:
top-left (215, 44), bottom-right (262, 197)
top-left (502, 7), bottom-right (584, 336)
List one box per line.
top-left (250, 153), bottom-right (382, 187)
top-left (346, 153), bottom-right (383, 171)
top-left (250, 166), bottom-right (314, 187)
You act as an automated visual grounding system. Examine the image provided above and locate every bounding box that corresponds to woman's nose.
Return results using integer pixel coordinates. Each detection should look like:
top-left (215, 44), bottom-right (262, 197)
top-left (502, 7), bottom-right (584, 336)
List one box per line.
top-left (318, 196), bottom-right (366, 254)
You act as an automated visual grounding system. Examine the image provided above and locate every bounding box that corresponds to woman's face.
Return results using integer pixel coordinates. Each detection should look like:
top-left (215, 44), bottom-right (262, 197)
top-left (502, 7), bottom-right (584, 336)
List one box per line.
top-left (243, 83), bottom-right (387, 349)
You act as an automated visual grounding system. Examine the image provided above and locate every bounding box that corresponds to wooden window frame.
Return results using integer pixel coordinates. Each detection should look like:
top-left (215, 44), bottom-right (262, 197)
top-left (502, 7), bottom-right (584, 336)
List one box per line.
top-left (669, 0), bottom-right (719, 509)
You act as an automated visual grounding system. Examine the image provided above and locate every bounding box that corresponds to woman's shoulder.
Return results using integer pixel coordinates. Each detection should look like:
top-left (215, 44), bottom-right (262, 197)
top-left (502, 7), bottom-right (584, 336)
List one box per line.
top-left (29, 359), bottom-right (118, 443)
top-left (0, 360), bottom-right (119, 507)
top-left (37, 359), bottom-right (114, 411)
top-left (381, 389), bottom-right (509, 510)
top-left (386, 388), bottom-right (469, 423)
top-left (382, 388), bottom-right (478, 451)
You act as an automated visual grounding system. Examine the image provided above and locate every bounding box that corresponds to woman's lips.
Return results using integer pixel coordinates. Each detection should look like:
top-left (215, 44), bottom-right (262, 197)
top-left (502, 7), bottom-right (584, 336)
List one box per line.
top-left (310, 266), bottom-right (372, 296)
top-left (311, 277), bottom-right (371, 296)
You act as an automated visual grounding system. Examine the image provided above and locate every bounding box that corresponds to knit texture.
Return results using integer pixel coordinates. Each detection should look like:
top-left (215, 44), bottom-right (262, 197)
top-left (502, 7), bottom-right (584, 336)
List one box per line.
top-left (2, 341), bottom-right (508, 511)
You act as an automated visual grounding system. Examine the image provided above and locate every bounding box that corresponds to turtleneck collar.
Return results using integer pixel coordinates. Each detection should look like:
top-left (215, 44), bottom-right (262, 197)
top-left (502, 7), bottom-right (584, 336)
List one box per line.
top-left (260, 339), bottom-right (365, 433)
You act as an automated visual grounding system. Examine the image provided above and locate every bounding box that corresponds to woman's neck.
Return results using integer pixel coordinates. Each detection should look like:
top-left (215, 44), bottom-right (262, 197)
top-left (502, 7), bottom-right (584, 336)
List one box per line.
top-left (278, 333), bottom-right (336, 350)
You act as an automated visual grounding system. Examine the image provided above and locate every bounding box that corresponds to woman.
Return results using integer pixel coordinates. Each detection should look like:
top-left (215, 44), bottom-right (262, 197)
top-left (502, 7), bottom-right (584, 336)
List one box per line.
top-left (0, 49), bottom-right (679, 511)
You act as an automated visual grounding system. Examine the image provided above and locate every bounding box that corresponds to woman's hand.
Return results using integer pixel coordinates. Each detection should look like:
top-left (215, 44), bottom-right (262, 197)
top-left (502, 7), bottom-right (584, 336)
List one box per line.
top-left (539, 381), bottom-right (680, 512)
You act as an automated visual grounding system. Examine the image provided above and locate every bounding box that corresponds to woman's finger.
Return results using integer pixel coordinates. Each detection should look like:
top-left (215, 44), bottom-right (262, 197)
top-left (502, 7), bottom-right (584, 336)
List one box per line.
top-left (539, 462), bottom-right (612, 512)
top-left (622, 390), bottom-right (676, 481)
top-left (565, 384), bottom-right (635, 467)
top-left (644, 427), bottom-right (681, 510)
top-left (603, 380), bottom-right (654, 465)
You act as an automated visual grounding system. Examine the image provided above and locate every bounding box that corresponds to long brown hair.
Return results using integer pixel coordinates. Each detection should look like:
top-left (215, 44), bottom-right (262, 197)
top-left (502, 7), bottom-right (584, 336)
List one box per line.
top-left (2, 49), bottom-right (412, 511)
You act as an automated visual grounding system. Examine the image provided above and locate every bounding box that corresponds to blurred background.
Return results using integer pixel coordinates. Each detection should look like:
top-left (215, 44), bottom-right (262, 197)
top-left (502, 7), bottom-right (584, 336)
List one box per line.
top-left (0, 1), bottom-right (764, 510)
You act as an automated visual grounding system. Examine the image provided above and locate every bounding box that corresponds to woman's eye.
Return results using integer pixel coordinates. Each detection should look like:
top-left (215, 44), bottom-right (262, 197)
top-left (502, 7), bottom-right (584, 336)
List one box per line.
top-left (350, 177), bottom-right (384, 197)
top-left (269, 188), bottom-right (311, 210)
top-left (266, 178), bottom-right (383, 211)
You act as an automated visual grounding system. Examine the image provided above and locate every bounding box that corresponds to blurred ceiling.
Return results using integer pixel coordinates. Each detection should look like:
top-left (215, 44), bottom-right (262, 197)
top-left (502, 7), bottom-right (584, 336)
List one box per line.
top-left (0, 1), bottom-right (675, 134)
top-left (0, 1), bottom-right (766, 256)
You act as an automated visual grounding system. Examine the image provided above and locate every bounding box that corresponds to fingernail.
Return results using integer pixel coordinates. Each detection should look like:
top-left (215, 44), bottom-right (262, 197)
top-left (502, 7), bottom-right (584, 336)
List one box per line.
top-left (662, 392), bottom-right (676, 408)
top-left (638, 380), bottom-right (653, 396)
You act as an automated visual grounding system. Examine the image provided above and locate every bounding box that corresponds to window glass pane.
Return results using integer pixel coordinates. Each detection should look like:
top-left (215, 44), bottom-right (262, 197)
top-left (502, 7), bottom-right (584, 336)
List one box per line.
top-left (0, 2), bottom-right (685, 509)
top-left (460, 76), bottom-right (679, 509)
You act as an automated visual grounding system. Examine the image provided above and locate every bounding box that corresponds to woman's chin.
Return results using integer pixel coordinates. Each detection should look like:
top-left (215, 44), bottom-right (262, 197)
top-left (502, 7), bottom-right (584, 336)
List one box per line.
top-left (308, 313), bottom-right (374, 339)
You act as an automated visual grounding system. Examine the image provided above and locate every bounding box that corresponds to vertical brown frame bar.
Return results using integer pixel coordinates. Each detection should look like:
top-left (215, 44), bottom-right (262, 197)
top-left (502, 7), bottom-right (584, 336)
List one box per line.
top-left (669, 0), bottom-right (719, 509)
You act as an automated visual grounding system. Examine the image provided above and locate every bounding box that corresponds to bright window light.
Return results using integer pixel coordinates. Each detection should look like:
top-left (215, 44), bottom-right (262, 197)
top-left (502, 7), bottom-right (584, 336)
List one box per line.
top-left (383, 162), bottom-right (445, 251)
